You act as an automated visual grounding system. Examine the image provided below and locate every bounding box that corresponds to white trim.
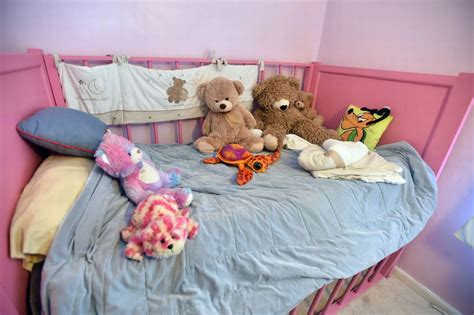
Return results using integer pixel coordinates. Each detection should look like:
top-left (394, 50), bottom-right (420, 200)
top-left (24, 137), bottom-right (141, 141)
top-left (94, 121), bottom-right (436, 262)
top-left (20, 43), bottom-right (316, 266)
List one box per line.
top-left (392, 267), bottom-right (461, 315)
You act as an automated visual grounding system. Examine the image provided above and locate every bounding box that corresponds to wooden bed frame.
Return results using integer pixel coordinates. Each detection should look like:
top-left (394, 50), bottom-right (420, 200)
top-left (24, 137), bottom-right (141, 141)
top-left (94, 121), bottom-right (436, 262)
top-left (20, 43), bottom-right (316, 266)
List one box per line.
top-left (1, 49), bottom-right (472, 315)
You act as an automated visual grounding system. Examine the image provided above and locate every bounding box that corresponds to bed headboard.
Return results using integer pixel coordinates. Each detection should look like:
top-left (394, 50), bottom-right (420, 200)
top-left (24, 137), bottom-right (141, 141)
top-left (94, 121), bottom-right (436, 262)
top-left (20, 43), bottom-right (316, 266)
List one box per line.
top-left (0, 49), bottom-right (56, 315)
top-left (1, 50), bottom-right (472, 315)
top-left (307, 64), bottom-right (473, 179)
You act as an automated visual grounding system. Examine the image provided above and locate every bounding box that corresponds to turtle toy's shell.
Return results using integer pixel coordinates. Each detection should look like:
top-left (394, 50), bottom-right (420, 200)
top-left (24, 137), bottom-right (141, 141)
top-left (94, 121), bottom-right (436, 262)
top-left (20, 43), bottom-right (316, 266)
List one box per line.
top-left (216, 144), bottom-right (251, 165)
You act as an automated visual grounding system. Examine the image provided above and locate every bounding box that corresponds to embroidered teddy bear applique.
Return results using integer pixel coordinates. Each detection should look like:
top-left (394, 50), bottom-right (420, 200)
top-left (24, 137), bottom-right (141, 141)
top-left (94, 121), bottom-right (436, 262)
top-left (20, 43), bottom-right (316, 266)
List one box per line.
top-left (167, 77), bottom-right (188, 104)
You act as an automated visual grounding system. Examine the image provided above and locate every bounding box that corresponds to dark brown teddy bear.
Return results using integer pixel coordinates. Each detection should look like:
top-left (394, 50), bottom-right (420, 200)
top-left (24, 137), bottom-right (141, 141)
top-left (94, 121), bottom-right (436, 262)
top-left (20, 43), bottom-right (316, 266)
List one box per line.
top-left (295, 91), bottom-right (325, 126)
top-left (252, 75), bottom-right (340, 151)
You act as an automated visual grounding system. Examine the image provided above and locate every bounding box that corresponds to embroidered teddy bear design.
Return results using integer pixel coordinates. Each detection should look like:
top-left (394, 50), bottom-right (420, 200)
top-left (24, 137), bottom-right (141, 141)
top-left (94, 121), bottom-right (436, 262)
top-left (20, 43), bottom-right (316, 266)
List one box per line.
top-left (167, 77), bottom-right (188, 104)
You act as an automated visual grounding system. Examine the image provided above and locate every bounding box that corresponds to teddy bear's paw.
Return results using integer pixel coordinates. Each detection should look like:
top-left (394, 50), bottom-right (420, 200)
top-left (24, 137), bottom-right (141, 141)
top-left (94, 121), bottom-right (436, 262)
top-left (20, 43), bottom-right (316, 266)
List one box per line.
top-left (183, 189), bottom-right (193, 207)
top-left (248, 140), bottom-right (264, 153)
top-left (195, 141), bottom-right (215, 154)
top-left (174, 188), bottom-right (193, 208)
top-left (168, 171), bottom-right (181, 187)
top-left (250, 129), bottom-right (263, 137)
top-left (263, 134), bottom-right (279, 151)
top-left (188, 222), bottom-right (199, 239)
top-left (120, 228), bottom-right (134, 242)
top-left (124, 247), bottom-right (144, 261)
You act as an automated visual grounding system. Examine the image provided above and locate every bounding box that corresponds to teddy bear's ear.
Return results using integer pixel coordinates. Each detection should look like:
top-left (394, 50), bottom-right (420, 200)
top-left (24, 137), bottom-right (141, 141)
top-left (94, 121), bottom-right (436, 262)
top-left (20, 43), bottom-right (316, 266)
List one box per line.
top-left (233, 80), bottom-right (244, 95)
top-left (288, 77), bottom-right (301, 90)
top-left (252, 82), bottom-right (265, 99)
top-left (196, 83), bottom-right (207, 101)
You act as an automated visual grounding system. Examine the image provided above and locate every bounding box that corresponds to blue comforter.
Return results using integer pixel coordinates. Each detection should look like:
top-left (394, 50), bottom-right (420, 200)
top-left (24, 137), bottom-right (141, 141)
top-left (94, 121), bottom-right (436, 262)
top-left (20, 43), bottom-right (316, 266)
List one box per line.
top-left (41, 142), bottom-right (437, 315)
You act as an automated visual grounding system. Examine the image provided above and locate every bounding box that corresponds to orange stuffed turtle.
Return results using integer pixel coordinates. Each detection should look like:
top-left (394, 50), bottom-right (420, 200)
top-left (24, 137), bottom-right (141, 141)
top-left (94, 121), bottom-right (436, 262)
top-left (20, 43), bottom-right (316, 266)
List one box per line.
top-left (203, 144), bottom-right (280, 185)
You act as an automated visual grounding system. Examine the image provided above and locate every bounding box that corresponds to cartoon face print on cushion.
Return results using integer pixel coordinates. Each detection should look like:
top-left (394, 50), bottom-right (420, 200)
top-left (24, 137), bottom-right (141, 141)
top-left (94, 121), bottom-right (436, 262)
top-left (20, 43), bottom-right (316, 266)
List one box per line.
top-left (338, 105), bottom-right (393, 150)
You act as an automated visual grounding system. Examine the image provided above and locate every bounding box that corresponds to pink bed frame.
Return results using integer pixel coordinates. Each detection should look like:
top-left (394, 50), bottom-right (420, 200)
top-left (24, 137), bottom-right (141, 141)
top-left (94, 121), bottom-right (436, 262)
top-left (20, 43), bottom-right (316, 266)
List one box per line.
top-left (1, 49), bottom-right (472, 315)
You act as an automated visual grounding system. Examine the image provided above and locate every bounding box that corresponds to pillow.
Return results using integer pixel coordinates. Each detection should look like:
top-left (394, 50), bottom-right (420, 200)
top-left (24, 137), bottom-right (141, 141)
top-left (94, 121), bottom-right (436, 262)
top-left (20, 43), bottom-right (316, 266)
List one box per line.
top-left (10, 155), bottom-right (94, 271)
top-left (17, 107), bottom-right (107, 157)
top-left (337, 105), bottom-right (393, 150)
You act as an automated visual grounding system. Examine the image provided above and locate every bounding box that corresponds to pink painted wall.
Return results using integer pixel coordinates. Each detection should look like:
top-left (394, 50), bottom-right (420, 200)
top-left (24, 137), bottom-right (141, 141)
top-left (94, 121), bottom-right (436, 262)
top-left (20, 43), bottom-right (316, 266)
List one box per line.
top-left (0, 0), bottom-right (327, 62)
top-left (318, 0), bottom-right (474, 76)
top-left (317, 1), bottom-right (474, 313)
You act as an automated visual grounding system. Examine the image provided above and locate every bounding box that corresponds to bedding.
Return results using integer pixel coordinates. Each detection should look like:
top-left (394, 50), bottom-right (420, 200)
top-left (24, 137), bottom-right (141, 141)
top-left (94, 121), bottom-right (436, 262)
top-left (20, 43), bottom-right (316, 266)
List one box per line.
top-left (10, 155), bottom-right (94, 271)
top-left (17, 107), bottom-right (106, 157)
top-left (41, 141), bottom-right (437, 314)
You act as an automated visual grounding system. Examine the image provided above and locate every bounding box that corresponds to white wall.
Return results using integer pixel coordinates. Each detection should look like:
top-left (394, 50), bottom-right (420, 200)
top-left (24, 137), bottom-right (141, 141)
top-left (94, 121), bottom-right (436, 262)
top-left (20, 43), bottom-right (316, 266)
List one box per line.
top-left (0, 0), bottom-right (327, 62)
top-left (318, 0), bottom-right (473, 75)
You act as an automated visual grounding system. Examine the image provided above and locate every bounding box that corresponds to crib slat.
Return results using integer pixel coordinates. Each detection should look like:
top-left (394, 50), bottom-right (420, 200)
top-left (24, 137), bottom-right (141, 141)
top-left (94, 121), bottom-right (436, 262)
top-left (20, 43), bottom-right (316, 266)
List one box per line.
top-left (278, 65), bottom-right (282, 75)
top-left (321, 279), bottom-right (344, 315)
top-left (336, 273), bottom-right (360, 305)
top-left (291, 66), bottom-right (297, 76)
top-left (83, 60), bottom-right (89, 66)
top-left (125, 125), bottom-right (133, 141)
top-left (303, 64), bottom-right (314, 92)
top-left (368, 258), bottom-right (388, 282)
top-left (289, 306), bottom-right (299, 315)
top-left (353, 265), bottom-right (375, 293)
top-left (152, 123), bottom-right (159, 144)
top-left (307, 285), bottom-right (325, 315)
top-left (177, 120), bottom-right (184, 144)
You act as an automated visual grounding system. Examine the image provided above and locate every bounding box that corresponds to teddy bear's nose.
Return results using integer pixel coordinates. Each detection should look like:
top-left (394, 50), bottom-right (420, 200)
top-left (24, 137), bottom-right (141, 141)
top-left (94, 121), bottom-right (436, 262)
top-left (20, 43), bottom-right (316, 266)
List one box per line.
top-left (280, 105), bottom-right (288, 111)
top-left (168, 244), bottom-right (174, 250)
top-left (219, 103), bottom-right (227, 109)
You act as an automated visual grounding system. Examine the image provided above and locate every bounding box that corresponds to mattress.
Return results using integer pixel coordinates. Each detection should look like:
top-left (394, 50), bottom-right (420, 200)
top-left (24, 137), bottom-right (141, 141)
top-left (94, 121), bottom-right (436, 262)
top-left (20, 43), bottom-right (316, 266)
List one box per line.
top-left (41, 142), bottom-right (437, 315)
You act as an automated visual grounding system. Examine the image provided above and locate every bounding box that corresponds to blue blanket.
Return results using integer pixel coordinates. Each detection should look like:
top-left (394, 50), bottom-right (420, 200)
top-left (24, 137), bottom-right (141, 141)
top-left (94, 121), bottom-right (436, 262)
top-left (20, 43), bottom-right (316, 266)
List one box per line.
top-left (41, 142), bottom-right (437, 314)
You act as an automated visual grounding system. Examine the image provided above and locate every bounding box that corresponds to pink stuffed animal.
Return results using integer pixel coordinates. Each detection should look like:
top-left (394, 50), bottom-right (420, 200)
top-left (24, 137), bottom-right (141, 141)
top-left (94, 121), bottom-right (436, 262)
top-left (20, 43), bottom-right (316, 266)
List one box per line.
top-left (95, 131), bottom-right (193, 207)
top-left (121, 194), bottom-right (199, 261)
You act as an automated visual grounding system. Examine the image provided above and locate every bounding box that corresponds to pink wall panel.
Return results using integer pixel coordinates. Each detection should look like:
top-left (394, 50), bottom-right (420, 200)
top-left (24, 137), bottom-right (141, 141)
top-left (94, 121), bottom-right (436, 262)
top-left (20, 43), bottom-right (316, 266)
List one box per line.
top-left (315, 71), bottom-right (450, 153)
top-left (310, 64), bottom-right (473, 177)
top-left (0, 53), bottom-right (56, 315)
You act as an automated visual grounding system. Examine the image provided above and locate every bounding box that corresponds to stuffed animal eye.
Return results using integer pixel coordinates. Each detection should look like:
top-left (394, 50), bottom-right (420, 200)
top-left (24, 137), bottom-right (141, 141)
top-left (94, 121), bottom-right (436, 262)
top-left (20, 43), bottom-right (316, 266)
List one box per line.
top-left (160, 239), bottom-right (165, 244)
top-left (127, 152), bottom-right (131, 156)
top-left (137, 149), bottom-right (141, 154)
top-left (215, 100), bottom-right (219, 103)
top-left (253, 162), bottom-right (262, 170)
top-left (171, 235), bottom-right (176, 239)
top-left (225, 97), bottom-right (229, 101)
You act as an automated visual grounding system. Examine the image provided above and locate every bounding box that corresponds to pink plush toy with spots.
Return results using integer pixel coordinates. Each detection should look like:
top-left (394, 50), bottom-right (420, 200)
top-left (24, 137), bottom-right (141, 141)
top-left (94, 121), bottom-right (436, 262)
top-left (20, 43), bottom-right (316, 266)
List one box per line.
top-left (121, 194), bottom-right (199, 261)
top-left (95, 130), bottom-right (193, 207)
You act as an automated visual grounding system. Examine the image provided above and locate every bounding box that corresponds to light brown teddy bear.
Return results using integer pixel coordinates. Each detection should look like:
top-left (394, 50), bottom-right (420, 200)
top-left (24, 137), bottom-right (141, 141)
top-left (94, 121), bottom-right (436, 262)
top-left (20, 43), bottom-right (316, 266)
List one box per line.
top-left (252, 75), bottom-right (340, 151)
top-left (194, 77), bottom-right (264, 154)
top-left (295, 91), bottom-right (325, 126)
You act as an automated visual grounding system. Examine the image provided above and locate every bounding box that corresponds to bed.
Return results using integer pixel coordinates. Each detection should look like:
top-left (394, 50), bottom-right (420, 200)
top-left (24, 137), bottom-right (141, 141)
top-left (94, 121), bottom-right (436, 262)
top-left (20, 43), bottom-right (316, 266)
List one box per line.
top-left (1, 49), bottom-right (473, 315)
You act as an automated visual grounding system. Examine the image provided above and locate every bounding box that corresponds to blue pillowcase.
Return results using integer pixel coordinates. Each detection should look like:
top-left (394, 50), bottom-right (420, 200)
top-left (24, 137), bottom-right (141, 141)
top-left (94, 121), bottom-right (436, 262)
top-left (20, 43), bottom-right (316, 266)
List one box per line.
top-left (17, 107), bottom-right (106, 157)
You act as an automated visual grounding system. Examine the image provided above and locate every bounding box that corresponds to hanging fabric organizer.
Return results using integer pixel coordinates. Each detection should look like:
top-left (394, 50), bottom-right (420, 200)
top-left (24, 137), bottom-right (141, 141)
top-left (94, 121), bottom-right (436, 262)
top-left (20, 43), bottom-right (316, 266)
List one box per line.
top-left (56, 57), bottom-right (259, 125)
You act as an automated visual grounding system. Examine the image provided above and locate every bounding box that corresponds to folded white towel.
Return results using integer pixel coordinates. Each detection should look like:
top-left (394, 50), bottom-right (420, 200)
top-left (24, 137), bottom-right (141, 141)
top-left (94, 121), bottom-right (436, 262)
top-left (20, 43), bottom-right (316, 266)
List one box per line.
top-left (298, 139), bottom-right (368, 171)
top-left (310, 152), bottom-right (406, 184)
top-left (298, 139), bottom-right (405, 184)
